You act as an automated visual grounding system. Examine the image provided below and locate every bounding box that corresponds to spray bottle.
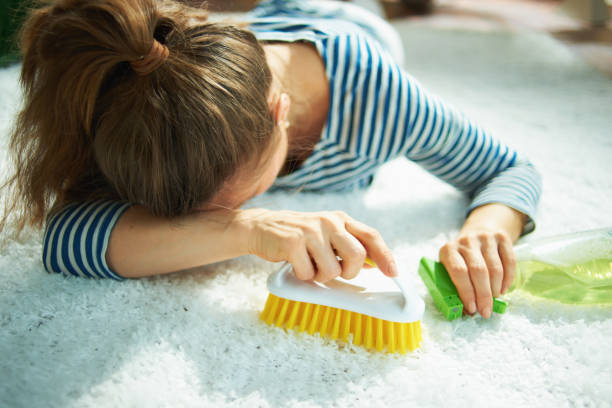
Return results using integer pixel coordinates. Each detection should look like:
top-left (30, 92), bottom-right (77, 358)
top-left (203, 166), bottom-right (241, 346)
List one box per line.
top-left (511, 227), bottom-right (612, 304)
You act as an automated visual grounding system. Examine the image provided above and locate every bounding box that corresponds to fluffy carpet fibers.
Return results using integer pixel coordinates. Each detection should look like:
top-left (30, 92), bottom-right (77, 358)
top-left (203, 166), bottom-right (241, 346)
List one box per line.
top-left (1, 19), bottom-right (612, 408)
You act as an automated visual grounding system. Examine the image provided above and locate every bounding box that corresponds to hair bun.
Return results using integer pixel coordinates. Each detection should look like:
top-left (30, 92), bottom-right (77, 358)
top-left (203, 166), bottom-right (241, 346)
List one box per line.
top-left (130, 39), bottom-right (169, 75)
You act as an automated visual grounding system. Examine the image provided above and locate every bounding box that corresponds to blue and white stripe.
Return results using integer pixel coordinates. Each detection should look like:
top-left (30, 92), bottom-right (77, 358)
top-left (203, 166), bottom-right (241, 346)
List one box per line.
top-left (252, 12), bottom-right (541, 225)
top-left (43, 201), bottom-right (131, 280)
top-left (41, 1), bottom-right (541, 279)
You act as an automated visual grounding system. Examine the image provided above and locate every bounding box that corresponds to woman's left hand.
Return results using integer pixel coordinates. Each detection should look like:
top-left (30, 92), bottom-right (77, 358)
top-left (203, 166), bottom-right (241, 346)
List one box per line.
top-left (438, 203), bottom-right (526, 319)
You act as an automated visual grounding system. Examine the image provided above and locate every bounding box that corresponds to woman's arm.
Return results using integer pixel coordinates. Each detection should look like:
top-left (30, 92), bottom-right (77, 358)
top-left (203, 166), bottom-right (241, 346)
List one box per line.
top-left (44, 200), bottom-right (397, 281)
top-left (391, 71), bottom-right (541, 317)
top-left (394, 74), bottom-right (541, 316)
top-left (339, 34), bottom-right (541, 316)
top-left (382, 56), bottom-right (542, 317)
top-left (395, 74), bottom-right (541, 316)
top-left (110, 206), bottom-right (398, 280)
top-left (320, 33), bottom-right (541, 228)
top-left (106, 205), bottom-right (250, 278)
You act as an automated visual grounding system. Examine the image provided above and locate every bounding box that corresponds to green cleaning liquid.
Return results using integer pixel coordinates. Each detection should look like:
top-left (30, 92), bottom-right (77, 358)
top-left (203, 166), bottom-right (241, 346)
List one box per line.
top-left (512, 258), bottom-right (612, 304)
top-left (510, 228), bottom-right (612, 305)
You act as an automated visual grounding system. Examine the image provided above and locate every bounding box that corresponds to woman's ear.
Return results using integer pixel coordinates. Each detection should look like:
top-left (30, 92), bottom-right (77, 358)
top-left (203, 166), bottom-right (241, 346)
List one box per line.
top-left (273, 92), bottom-right (291, 127)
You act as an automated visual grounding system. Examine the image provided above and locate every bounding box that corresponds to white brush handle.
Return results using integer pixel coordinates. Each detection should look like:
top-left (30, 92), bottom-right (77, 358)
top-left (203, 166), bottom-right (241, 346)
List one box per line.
top-left (267, 263), bottom-right (425, 323)
top-left (392, 276), bottom-right (418, 314)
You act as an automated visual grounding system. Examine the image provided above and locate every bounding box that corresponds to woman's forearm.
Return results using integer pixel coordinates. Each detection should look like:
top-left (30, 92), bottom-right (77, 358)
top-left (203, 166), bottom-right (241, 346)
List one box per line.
top-left (460, 203), bottom-right (527, 242)
top-left (106, 205), bottom-right (399, 282)
top-left (106, 206), bottom-right (250, 278)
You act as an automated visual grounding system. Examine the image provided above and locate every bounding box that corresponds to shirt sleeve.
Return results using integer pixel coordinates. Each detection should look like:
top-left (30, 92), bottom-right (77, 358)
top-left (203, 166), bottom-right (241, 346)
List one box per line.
top-left (350, 34), bottom-right (542, 234)
top-left (400, 77), bottom-right (541, 234)
top-left (42, 200), bottom-right (133, 279)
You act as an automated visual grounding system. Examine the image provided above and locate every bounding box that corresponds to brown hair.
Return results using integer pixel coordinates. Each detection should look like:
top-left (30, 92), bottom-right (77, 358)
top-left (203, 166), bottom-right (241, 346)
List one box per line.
top-left (1, 0), bottom-right (275, 233)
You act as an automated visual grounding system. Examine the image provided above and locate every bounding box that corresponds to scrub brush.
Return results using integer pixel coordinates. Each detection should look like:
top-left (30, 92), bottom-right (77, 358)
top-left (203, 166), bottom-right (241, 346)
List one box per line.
top-left (260, 261), bottom-right (425, 354)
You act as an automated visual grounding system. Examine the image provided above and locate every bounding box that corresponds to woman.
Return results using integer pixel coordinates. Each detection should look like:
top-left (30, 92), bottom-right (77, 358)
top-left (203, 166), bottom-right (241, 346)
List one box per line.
top-left (2, 0), bottom-right (541, 319)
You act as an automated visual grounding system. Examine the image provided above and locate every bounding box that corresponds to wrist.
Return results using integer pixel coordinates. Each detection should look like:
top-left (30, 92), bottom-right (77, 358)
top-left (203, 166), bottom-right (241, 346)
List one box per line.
top-left (188, 207), bottom-right (253, 259)
top-left (232, 208), bottom-right (268, 255)
top-left (462, 203), bottom-right (526, 242)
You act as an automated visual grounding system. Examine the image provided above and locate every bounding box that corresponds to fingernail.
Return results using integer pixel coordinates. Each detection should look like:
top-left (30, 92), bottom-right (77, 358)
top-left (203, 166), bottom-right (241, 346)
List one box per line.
top-left (467, 302), bottom-right (476, 315)
top-left (482, 306), bottom-right (492, 319)
top-left (389, 261), bottom-right (398, 277)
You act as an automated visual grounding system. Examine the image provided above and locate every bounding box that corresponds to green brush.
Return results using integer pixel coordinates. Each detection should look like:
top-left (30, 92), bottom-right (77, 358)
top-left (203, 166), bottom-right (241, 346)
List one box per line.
top-left (418, 257), bottom-right (506, 320)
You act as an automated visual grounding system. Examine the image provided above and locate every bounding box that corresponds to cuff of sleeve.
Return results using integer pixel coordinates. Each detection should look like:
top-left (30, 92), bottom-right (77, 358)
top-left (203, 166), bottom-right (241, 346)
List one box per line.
top-left (467, 199), bottom-right (537, 237)
top-left (100, 202), bottom-right (134, 280)
top-left (467, 160), bottom-right (541, 237)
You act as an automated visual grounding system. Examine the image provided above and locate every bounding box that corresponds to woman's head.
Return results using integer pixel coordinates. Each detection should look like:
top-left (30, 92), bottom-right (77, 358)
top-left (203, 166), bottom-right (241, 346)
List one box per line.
top-left (4, 0), bottom-right (278, 230)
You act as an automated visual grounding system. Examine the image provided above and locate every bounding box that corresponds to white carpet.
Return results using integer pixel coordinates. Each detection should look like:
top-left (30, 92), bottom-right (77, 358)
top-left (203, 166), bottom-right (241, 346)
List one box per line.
top-left (2, 20), bottom-right (612, 408)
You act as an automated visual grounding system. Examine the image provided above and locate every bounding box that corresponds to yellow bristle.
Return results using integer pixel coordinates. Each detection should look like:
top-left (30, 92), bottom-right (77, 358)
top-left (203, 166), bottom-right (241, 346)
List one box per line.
top-left (353, 313), bottom-right (363, 346)
top-left (407, 324), bottom-right (413, 353)
top-left (319, 306), bottom-right (332, 337)
top-left (260, 295), bottom-right (274, 322)
top-left (406, 323), bottom-right (414, 351)
top-left (402, 323), bottom-right (410, 354)
top-left (364, 315), bottom-right (373, 349)
top-left (260, 294), bottom-right (422, 354)
top-left (375, 318), bottom-right (384, 351)
top-left (340, 310), bottom-right (351, 341)
top-left (298, 303), bottom-right (313, 332)
top-left (330, 307), bottom-right (343, 339)
top-left (407, 322), bottom-right (421, 351)
top-left (307, 304), bottom-right (322, 335)
top-left (387, 321), bottom-right (396, 354)
top-left (286, 300), bottom-right (301, 329)
top-left (264, 295), bottom-right (280, 325)
top-left (275, 298), bottom-right (291, 327)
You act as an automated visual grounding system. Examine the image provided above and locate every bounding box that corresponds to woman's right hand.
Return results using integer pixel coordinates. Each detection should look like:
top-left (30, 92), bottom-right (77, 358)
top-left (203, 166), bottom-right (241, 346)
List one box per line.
top-left (238, 209), bottom-right (397, 283)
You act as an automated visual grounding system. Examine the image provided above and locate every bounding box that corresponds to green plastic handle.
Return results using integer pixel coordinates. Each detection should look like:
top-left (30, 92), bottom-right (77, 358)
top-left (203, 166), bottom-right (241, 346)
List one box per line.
top-left (418, 257), bottom-right (507, 320)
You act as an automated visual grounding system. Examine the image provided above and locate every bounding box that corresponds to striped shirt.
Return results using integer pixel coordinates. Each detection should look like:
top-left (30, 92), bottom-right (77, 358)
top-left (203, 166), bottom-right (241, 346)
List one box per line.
top-left (42, 0), bottom-right (542, 280)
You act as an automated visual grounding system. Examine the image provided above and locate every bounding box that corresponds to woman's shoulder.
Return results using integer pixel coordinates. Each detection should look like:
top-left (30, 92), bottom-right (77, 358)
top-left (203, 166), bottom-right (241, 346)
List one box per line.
top-left (247, 0), bottom-right (404, 64)
top-left (247, 1), bottom-right (377, 40)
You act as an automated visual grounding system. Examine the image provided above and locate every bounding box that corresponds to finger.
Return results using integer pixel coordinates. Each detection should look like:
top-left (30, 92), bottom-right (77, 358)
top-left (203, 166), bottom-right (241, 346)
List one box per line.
top-left (308, 241), bottom-right (342, 283)
top-left (289, 247), bottom-right (315, 281)
top-left (331, 232), bottom-right (367, 280)
top-left (498, 235), bottom-right (516, 294)
top-left (459, 245), bottom-right (493, 318)
top-left (345, 220), bottom-right (397, 277)
top-left (481, 236), bottom-right (504, 298)
top-left (439, 244), bottom-right (476, 315)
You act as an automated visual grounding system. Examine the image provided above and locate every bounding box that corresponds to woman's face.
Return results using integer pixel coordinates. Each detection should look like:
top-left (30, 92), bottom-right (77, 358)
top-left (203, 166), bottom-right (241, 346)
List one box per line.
top-left (204, 88), bottom-right (291, 210)
top-left (204, 121), bottom-right (289, 210)
top-left (203, 77), bottom-right (291, 211)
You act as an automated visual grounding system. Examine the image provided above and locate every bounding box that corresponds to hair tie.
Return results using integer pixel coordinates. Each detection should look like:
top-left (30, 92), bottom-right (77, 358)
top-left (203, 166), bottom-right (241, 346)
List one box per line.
top-left (130, 39), bottom-right (169, 76)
